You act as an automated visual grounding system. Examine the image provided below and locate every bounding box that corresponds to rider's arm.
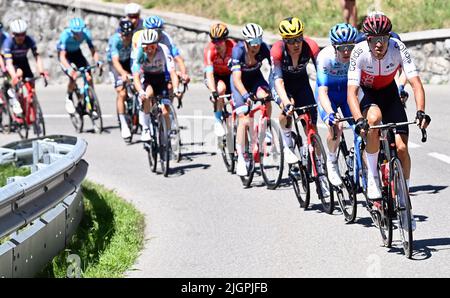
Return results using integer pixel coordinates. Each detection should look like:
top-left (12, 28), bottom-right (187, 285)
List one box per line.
top-left (131, 52), bottom-right (143, 93)
top-left (0, 54), bottom-right (6, 73)
top-left (84, 29), bottom-right (99, 64)
top-left (174, 55), bottom-right (187, 78)
top-left (347, 44), bottom-right (363, 120)
top-left (204, 45), bottom-right (216, 92)
top-left (2, 38), bottom-right (16, 78)
top-left (274, 78), bottom-right (291, 106)
top-left (163, 45), bottom-right (179, 92)
top-left (270, 41), bottom-right (290, 106)
top-left (230, 44), bottom-right (248, 96)
top-left (5, 58), bottom-right (16, 78)
top-left (28, 36), bottom-right (44, 74)
top-left (409, 76), bottom-right (425, 112)
top-left (316, 50), bottom-right (334, 114)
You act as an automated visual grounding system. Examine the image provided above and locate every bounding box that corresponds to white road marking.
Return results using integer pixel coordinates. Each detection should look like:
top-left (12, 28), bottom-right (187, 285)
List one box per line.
top-left (428, 152), bottom-right (450, 164)
top-left (408, 142), bottom-right (421, 149)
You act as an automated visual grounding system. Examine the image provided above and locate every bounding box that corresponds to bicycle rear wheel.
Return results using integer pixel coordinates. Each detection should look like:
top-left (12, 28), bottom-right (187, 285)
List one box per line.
top-left (290, 132), bottom-right (311, 208)
top-left (311, 133), bottom-right (334, 214)
top-left (392, 158), bottom-right (413, 258)
top-left (336, 143), bottom-right (357, 222)
top-left (32, 96), bottom-right (46, 137)
top-left (159, 114), bottom-right (170, 177)
top-left (260, 119), bottom-right (284, 190)
top-left (168, 101), bottom-right (182, 163)
top-left (146, 119), bottom-right (158, 173)
top-left (0, 97), bottom-right (11, 134)
top-left (221, 112), bottom-right (236, 173)
top-left (240, 124), bottom-right (255, 188)
top-left (70, 92), bottom-right (84, 133)
top-left (87, 86), bottom-right (103, 133)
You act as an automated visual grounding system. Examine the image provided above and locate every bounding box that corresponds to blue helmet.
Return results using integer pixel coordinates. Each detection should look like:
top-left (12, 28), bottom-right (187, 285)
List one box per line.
top-left (144, 16), bottom-right (164, 29)
top-left (329, 23), bottom-right (358, 45)
top-left (69, 18), bottom-right (85, 33)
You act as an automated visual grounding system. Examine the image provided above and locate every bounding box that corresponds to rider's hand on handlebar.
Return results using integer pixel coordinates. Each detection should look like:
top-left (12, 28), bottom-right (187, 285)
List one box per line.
top-left (12, 74), bottom-right (22, 86)
top-left (70, 69), bottom-right (78, 81)
top-left (283, 103), bottom-right (294, 116)
top-left (355, 117), bottom-right (369, 136)
top-left (325, 112), bottom-right (341, 126)
top-left (416, 110), bottom-right (431, 129)
top-left (210, 91), bottom-right (219, 103)
top-left (138, 90), bottom-right (147, 103)
top-left (121, 73), bottom-right (130, 84)
top-left (181, 73), bottom-right (190, 84)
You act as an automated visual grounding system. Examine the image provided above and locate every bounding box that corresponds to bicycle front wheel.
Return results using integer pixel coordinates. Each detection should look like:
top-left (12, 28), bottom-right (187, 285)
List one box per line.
top-left (87, 86), bottom-right (103, 133)
top-left (290, 132), bottom-right (311, 208)
top-left (32, 96), bottom-right (46, 137)
top-left (259, 119), bottom-right (284, 190)
top-left (311, 133), bottom-right (334, 214)
top-left (221, 112), bottom-right (236, 173)
top-left (168, 101), bottom-right (182, 163)
top-left (336, 143), bottom-right (357, 222)
top-left (158, 115), bottom-right (170, 177)
top-left (240, 124), bottom-right (255, 188)
top-left (392, 158), bottom-right (413, 258)
top-left (70, 92), bottom-right (84, 133)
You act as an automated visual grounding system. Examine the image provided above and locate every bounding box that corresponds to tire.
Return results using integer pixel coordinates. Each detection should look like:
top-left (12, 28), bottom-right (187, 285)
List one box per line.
top-left (159, 114), bottom-right (170, 177)
top-left (240, 124), bottom-right (255, 188)
top-left (311, 133), bottom-right (334, 214)
top-left (88, 86), bottom-right (103, 134)
top-left (0, 95), bottom-right (11, 134)
top-left (146, 118), bottom-right (158, 173)
top-left (260, 119), bottom-right (284, 190)
top-left (392, 158), bottom-right (413, 258)
top-left (290, 131), bottom-right (311, 209)
top-left (221, 113), bottom-right (236, 173)
top-left (168, 101), bottom-right (182, 163)
top-left (336, 142), bottom-right (357, 222)
top-left (70, 92), bottom-right (84, 133)
top-left (32, 96), bottom-right (46, 137)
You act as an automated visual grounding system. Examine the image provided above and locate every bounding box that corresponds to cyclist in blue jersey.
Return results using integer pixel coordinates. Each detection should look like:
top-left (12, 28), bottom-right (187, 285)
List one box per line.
top-left (230, 23), bottom-right (272, 176)
top-left (0, 22), bottom-right (9, 74)
top-left (57, 18), bottom-right (102, 114)
top-left (316, 23), bottom-right (358, 187)
top-left (107, 19), bottom-right (133, 139)
top-left (131, 29), bottom-right (182, 142)
top-left (2, 19), bottom-right (48, 115)
top-left (123, 3), bottom-right (144, 32)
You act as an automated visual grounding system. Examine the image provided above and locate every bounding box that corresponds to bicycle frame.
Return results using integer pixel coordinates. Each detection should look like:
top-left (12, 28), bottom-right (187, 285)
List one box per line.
top-left (75, 66), bottom-right (96, 111)
top-left (14, 77), bottom-right (43, 125)
top-left (244, 98), bottom-right (272, 163)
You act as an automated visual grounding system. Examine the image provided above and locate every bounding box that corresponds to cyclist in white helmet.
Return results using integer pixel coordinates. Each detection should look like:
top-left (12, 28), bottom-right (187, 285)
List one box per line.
top-left (124, 2), bottom-right (143, 32)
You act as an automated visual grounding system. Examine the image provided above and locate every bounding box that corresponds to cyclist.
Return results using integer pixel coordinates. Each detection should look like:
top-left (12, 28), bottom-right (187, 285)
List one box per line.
top-left (57, 17), bottom-right (102, 114)
top-left (270, 17), bottom-right (323, 188)
top-left (0, 22), bottom-right (9, 74)
top-left (231, 23), bottom-right (272, 176)
top-left (315, 23), bottom-right (358, 187)
top-left (123, 3), bottom-right (143, 32)
top-left (107, 19), bottom-right (134, 139)
top-left (131, 16), bottom-right (190, 87)
top-left (131, 29), bottom-right (182, 142)
top-left (2, 19), bottom-right (48, 115)
top-left (203, 22), bottom-right (236, 137)
top-left (347, 14), bottom-right (431, 227)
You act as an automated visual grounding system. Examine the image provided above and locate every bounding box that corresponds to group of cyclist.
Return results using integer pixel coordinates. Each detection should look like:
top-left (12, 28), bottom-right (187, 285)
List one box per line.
top-left (0, 3), bottom-right (432, 226)
top-left (202, 11), bottom-right (431, 227)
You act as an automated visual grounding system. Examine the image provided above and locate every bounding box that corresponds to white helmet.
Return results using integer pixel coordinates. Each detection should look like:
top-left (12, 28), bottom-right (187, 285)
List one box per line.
top-left (10, 19), bottom-right (27, 34)
top-left (242, 23), bottom-right (263, 40)
top-left (125, 3), bottom-right (141, 15)
top-left (368, 10), bottom-right (385, 17)
top-left (141, 29), bottom-right (159, 45)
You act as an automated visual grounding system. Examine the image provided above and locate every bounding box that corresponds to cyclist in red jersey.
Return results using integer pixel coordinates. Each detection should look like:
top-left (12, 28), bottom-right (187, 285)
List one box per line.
top-left (203, 23), bottom-right (236, 137)
top-left (348, 15), bottom-right (431, 210)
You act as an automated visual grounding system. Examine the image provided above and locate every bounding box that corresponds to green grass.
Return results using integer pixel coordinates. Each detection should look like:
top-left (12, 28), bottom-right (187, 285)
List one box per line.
top-left (39, 180), bottom-right (145, 278)
top-left (0, 164), bottom-right (30, 187)
top-left (107, 0), bottom-right (450, 36)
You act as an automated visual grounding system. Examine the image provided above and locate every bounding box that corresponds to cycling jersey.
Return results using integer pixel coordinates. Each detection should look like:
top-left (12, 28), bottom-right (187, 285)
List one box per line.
top-left (1, 35), bottom-right (38, 62)
top-left (355, 31), bottom-right (401, 43)
top-left (315, 45), bottom-right (353, 124)
top-left (0, 32), bottom-right (9, 51)
top-left (130, 29), bottom-right (180, 61)
top-left (348, 38), bottom-right (418, 90)
top-left (131, 43), bottom-right (175, 75)
top-left (203, 39), bottom-right (235, 76)
top-left (57, 28), bottom-right (94, 52)
top-left (107, 33), bottom-right (132, 64)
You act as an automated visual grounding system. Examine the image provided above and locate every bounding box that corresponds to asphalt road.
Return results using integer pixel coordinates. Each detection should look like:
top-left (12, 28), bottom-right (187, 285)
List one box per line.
top-left (1, 82), bottom-right (449, 277)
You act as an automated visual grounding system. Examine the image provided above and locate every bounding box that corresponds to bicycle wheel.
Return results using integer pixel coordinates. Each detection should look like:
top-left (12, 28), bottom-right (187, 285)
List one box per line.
top-left (158, 114), bottom-right (170, 177)
top-left (0, 97), bottom-right (11, 134)
top-left (311, 133), bottom-right (334, 214)
top-left (146, 119), bottom-right (158, 173)
top-left (168, 101), bottom-right (182, 163)
top-left (221, 112), bottom-right (236, 173)
top-left (32, 96), bottom-right (46, 137)
top-left (87, 86), bottom-right (103, 133)
top-left (336, 143), bottom-right (357, 222)
top-left (240, 124), bottom-right (255, 188)
top-left (290, 132), bottom-right (311, 208)
top-left (70, 93), bottom-right (84, 133)
top-left (392, 158), bottom-right (413, 258)
top-left (260, 119), bottom-right (284, 190)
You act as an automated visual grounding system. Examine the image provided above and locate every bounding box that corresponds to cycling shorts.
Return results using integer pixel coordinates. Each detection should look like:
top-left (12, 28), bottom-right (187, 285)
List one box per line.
top-left (203, 73), bottom-right (231, 95)
top-left (231, 73), bottom-right (269, 115)
top-left (13, 59), bottom-right (34, 79)
top-left (109, 60), bottom-right (131, 88)
top-left (143, 73), bottom-right (169, 98)
top-left (59, 49), bottom-right (88, 76)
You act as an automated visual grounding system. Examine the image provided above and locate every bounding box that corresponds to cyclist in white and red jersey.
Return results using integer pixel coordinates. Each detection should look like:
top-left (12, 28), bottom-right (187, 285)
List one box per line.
top-left (203, 23), bottom-right (236, 137)
top-left (347, 15), bottom-right (431, 208)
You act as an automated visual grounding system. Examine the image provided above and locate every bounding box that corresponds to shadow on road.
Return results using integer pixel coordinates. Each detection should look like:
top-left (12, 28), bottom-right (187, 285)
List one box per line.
top-left (410, 185), bottom-right (448, 196)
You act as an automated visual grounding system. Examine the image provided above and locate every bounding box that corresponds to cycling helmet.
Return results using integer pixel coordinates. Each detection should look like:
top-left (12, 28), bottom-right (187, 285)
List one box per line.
top-left (144, 16), bottom-right (164, 29)
top-left (69, 18), bottom-right (85, 33)
top-left (10, 19), bottom-right (27, 34)
top-left (209, 23), bottom-right (229, 40)
top-left (242, 23), bottom-right (263, 40)
top-left (141, 29), bottom-right (159, 45)
top-left (278, 17), bottom-right (304, 39)
top-left (368, 11), bottom-right (386, 17)
top-left (119, 19), bottom-right (133, 35)
top-left (329, 23), bottom-right (358, 45)
top-left (362, 14), bottom-right (392, 36)
top-left (125, 3), bottom-right (141, 15)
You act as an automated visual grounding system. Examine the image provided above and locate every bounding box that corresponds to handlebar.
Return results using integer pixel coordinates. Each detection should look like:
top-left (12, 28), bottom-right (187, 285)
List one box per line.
top-left (23, 76), bottom-right (48, 87)
top-left (370, 121), bottom-right (427, 143)
top-left (292, 104), bottom-right (317, 115)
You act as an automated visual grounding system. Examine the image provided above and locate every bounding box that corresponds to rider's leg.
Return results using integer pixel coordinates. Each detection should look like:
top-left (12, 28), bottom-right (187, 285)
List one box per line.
top-left (139, 84), bottom-right (153, 138)
top-left (396, 134), bottom-right (411, 186)
top-left (364, 105), bottom-right (382, 198)
top-left (116, 85), bottom-right (130, 135)
top-left (213, 80), bottom-right (227, 137)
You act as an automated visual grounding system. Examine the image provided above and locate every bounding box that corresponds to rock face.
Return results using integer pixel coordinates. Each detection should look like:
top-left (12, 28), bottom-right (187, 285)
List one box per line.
top-left (0, 0), bottom-right (449, 85)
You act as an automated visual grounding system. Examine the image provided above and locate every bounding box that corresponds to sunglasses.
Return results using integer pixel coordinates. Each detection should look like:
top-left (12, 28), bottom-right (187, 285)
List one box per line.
top-left (13, 33), bottom-right (26, 37)
top-left (283, 36), bottom-right (304, 45)
top-left (335, 44), bottom-right (355, 52)
top-left (247, 37), bottom-right (262, 46)
top-left (367, 35), bottom-right (390, 45)
top-left (212, 38), bottom-right (225, 44)
top-left (127, 14), bottom-right (140, 19)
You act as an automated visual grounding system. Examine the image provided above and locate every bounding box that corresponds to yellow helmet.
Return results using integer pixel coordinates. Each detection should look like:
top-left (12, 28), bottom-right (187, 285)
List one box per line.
top-left (278, 17), bottom-right (304, 39)
top-left (209, 23), bottom-right (229, 40)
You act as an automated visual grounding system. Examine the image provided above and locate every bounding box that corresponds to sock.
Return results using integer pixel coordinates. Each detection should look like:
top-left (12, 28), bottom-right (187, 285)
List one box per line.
top-left (119, 114), bottom-right (127, 127)
top-left (144, 113), bottom-right (151, 129)
top-left (365, 150), bottom-right (379, 179)
top-left (281, 128), bottom-right (293, 148)
top-left (328, 151), bottom-right (337, 162)
top-left (236, 144), bottom-right (244, 160)
top-left (214, 111), bottom-right (222, 122)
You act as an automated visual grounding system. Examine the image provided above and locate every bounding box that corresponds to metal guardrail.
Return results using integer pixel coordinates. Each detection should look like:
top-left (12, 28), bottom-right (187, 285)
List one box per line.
top-left (0, 135), bottom-right (88, 277)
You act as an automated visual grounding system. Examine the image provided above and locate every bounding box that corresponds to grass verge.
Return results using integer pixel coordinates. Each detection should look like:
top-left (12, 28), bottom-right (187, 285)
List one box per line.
top-left (0, 163), bottom-right (31, 187)
top-left (39, 180), bottom-right (145, 278)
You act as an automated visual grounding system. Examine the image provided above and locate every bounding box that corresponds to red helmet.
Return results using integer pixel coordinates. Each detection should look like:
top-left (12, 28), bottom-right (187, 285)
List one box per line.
top-left (362, 15), bottom-right (392, 35)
